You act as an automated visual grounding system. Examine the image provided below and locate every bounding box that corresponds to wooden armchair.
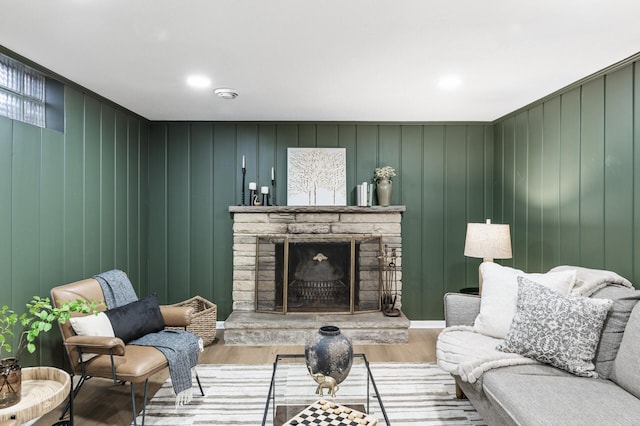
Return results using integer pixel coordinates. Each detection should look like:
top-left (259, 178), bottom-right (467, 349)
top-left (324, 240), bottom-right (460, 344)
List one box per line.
top-left (51, 278), bottom-right (203, 425)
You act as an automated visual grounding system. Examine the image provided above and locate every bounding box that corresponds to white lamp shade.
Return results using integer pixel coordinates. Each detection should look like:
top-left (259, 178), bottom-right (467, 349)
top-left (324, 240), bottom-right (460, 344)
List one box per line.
top-left (464, 221), bottom-right (512, 261)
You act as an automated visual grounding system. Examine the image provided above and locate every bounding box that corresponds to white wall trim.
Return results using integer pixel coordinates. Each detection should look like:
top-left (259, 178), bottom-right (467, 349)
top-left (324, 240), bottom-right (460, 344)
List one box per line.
top-left (409, 320), bottom-right (445, 329)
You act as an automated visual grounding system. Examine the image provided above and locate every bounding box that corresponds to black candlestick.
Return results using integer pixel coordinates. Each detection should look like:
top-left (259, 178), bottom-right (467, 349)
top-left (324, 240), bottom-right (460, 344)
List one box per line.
top-left (240, 167), bottom-right (246, 206)
top-left (271, 179), bottom-right (277, 206)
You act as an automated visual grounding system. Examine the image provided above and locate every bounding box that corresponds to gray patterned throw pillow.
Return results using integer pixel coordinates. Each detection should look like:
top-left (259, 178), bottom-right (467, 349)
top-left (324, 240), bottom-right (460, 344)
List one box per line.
top-left (497, 276), bottom-right (613, 377)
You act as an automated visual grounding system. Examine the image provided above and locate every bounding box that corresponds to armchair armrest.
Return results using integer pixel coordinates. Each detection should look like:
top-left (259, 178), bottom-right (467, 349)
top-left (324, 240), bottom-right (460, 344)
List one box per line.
top-left (160, 305), bottom-right (194, 327)
top-left (444, 292), bottom-right (481, 327)
top-left (64, 335), bottom-right (126, 356)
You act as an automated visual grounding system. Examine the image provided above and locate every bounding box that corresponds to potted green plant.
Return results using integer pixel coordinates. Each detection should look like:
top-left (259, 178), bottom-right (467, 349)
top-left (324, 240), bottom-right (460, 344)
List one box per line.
top-left (0, 296), bottom-right (99, 408)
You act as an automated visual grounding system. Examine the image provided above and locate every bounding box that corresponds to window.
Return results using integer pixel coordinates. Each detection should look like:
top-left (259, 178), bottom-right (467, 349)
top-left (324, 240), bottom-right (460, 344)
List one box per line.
top-left (0, 53), bottom-right (46, 127)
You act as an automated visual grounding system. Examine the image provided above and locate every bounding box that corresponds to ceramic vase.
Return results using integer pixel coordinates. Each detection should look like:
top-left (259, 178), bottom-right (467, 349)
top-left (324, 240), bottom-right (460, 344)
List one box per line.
top-left (376, 178), bottom-right (392, 206)
top-left (305, 325), bottom-right (353, 385)
top-left (0, 357), bottom-right (21, 408)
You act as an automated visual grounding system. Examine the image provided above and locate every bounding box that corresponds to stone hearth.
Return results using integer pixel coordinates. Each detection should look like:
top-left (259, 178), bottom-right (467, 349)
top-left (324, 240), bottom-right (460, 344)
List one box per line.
top-left (223, 311), bottom-right (409, 345)
top-left (226, 205), bottom-right (408, 345)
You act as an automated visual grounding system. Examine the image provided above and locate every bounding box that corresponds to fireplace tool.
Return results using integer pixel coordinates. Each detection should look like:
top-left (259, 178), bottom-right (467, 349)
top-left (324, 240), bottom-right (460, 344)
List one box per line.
top-left (381, 246), bottom-right (400, 317)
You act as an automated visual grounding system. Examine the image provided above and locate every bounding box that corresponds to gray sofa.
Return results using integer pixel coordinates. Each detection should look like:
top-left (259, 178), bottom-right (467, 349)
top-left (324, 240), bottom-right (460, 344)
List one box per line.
top-left (442, 285), bottom-right (640, 426)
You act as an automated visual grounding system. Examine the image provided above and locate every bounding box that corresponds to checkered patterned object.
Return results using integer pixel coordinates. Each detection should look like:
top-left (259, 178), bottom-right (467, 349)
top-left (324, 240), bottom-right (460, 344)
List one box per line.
top-left (284, 399), bottom-right (377, 426)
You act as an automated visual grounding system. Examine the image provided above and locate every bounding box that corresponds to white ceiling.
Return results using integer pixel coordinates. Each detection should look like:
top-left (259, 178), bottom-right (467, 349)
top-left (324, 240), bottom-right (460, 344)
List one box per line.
top-left (2, 0), bottom-right (639, 122)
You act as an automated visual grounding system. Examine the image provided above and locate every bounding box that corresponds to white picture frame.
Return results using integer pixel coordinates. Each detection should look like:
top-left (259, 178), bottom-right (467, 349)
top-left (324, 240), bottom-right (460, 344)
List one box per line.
top-left (287, 148), bottom-right (347, 206)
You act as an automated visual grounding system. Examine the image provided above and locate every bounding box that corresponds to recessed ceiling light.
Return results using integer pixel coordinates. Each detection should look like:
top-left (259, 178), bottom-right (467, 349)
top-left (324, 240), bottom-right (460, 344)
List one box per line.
top-left (214, 88), bottom-right (239, 99)
top-left (186, 75), bottom-right (211, 89)
top-left (438, 75), bottom-right (463, 90)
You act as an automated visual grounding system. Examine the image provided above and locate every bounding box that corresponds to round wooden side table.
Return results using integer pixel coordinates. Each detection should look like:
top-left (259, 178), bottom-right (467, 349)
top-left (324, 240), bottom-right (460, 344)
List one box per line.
top-left (0, 367), bottom-right (71, 425)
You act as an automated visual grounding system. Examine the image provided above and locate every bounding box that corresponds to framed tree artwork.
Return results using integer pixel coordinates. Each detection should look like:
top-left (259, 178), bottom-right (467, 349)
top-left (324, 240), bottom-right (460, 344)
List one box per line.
top-left (287, 148), bottom-right (346, 206)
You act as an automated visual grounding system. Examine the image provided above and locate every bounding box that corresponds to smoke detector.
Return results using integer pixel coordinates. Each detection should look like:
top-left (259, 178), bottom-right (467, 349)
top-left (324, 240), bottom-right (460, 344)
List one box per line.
top-left (214, 88), bottom-right (239, 99)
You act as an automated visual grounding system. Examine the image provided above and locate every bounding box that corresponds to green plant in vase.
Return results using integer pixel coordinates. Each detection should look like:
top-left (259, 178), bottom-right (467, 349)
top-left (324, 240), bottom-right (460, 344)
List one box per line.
top-left (0, 296), bottom-right (100, 408)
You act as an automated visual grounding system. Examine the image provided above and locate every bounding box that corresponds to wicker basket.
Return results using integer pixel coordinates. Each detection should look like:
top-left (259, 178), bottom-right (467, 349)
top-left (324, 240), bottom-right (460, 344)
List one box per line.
top-left (171, 296), bottom-right (217, 346)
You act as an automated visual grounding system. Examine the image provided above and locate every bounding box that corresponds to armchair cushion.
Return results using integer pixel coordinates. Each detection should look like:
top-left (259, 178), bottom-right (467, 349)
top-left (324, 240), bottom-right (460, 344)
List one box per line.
top-left (69, 312), bottom-right (115, 337)
top-left (69, 312), bottom-right (116, 361)
top-left (104, 294), bottom-right (165, 343)
top-left (69, 312), bottom-right (116, 362)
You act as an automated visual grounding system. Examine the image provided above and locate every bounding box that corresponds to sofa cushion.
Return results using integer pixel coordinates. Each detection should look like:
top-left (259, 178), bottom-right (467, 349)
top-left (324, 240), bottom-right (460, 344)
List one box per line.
top-left (482, 367), bottom-right (640, 426)
top-left (474, 262), bottom-right (577, 338)
top-left (591, 285), bottom-right (640, 378)
top-left (497, 277), bottom-right (612, 377)
top-left (610, 302), bottom-right (640, 399)
top-left (104, 294), bottom-right (165, 343)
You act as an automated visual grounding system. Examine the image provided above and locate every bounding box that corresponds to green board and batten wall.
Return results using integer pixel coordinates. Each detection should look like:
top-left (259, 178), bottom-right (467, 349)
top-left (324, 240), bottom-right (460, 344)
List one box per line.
top-left (2, 49), bottom-right (640, 367)
top-left (0, 86), bottom-right (150, 367)
top-left (146, 122), bottom-right (494, 323)
top-left (493, 59), bottom-right (640, 283)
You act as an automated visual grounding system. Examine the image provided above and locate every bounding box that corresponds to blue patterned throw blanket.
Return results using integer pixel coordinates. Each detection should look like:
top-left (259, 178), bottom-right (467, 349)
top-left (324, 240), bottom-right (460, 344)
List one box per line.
top-left (130, 330), bottom-right (201, 405)
top-left (94, 269), bottom-right (138, 307)
top-left (94, 270), bottom-right (201, 405)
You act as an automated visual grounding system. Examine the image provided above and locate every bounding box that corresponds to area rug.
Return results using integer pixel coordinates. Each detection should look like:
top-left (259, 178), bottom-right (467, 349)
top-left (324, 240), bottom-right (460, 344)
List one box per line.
top-left (134, 362), bottom-right (485, 425)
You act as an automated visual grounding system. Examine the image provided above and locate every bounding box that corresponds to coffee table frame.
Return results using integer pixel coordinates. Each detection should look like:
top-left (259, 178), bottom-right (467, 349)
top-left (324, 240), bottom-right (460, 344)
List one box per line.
top-left (262, 353), bottom-right (390, 425)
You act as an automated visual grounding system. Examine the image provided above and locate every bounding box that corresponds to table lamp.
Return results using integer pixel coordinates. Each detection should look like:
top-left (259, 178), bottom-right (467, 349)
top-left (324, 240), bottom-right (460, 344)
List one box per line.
top-left (464, 219), bottom-right (512, 294)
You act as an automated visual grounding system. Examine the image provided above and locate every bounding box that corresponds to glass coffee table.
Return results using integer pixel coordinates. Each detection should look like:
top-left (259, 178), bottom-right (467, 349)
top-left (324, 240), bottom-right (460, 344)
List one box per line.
top-left (262, 353), bottom-right (390, 425)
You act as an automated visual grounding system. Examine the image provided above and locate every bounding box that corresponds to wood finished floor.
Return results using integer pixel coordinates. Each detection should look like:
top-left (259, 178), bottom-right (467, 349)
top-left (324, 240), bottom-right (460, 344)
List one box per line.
top-left (34, 328), bottom-right (440, 426)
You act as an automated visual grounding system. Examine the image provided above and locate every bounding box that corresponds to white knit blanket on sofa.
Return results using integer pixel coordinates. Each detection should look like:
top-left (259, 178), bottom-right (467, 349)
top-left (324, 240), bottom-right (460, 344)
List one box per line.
top-left (436, 326), bottom-right (537, 383)
top-left (437, 266), bottom-right (634, 384)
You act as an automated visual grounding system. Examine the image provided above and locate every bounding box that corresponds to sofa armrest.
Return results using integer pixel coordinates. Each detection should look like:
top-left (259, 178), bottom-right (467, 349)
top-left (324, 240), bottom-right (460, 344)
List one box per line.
top-left (160, 305), bottom-right (195, 327)
top-left (64, 335), bottom-right (126, 356)
top-left (444, 292), bottom-right (481, 327)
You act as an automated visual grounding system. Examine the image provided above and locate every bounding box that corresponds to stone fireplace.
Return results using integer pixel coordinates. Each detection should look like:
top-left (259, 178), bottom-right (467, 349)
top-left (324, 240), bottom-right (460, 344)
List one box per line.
top-left (225, 205), bottom-right (409, 345)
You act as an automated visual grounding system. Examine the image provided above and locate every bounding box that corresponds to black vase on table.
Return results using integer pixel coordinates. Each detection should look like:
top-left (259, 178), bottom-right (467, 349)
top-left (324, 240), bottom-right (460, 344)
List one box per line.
top-left (305, 325), bottom-right (353, 385)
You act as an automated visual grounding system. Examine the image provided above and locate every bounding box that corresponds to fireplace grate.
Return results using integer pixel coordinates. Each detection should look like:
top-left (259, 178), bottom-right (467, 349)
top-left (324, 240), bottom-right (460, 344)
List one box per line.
top-left (288, 279), bottom-right (348, 305)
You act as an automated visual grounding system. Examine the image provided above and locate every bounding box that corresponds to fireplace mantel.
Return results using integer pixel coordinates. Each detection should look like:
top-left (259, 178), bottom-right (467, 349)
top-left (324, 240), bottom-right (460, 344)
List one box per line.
top-left (229, 205), bottom-right (406, 214)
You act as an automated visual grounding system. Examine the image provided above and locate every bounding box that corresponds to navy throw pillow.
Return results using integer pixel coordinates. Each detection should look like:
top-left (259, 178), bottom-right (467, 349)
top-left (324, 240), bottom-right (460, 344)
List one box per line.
top-left (104, 294), bottom-right (165, 343)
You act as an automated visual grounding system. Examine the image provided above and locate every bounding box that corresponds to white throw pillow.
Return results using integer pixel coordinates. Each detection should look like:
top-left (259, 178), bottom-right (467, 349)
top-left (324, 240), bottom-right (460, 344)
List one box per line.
top-left (69, 312), bottom-right (115, 361)
top-left (473, 262), bottom-right (576, 338)
top-left (69, 312), bottom-right (115, 336)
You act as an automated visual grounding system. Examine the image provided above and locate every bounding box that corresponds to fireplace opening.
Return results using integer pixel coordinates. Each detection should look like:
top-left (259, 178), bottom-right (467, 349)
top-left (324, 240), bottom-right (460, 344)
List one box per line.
top-left (256, 236), bottom-right (382, 314)
top-left (280, 241), bottom-right (353, 312)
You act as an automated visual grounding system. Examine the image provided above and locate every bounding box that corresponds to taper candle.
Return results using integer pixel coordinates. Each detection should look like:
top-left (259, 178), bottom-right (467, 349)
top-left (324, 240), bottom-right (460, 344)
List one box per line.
top-left (271, 167), bottom-right (275, 180)
top-left (242, 155), bottom-right (246, 169)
